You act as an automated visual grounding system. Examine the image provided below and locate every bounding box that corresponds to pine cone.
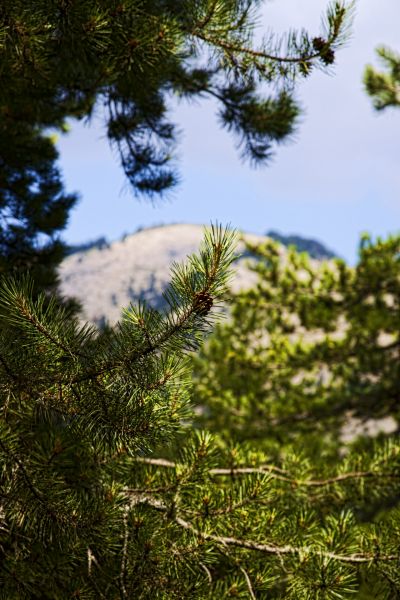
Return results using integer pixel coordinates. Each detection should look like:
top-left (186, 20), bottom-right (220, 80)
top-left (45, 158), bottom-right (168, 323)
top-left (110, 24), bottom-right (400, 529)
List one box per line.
top-left (312, 37), bottom-right (326, 52)
top-left (193, 291), bottom-right (213, 316)
top-left (312, 37), bottom-right (335, 66)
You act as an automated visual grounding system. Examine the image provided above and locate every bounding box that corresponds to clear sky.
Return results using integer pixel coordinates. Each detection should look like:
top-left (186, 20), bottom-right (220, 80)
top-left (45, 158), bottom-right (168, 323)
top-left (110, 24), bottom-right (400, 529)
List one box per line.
top-left (57, 0), bottom-right (400, 264)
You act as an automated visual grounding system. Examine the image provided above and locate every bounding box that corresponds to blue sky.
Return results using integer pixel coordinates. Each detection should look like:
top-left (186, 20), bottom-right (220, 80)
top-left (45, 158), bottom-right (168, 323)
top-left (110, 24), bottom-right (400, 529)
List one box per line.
top-left (57, 0), bottom-right (399, 264)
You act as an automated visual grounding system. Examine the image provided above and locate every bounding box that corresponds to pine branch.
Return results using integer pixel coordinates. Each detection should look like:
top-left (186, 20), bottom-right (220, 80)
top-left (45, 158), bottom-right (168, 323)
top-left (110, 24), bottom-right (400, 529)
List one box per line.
top-left (119, 511), bottom-right (129, 600)
top-left (210, 467), bottom-right (400, 487)
top-left (126, 493), bottom-right (399, 565)
top-left (61, 225), bottom-right (236, 384)
top-left (193, 30), bottom-right (320, 65)
top-left (16, 296), bottom-right (85, 359)
top-left (134, 456), bottom-right (400, 487)
top-left (190, 1), bottom-right (352, 72)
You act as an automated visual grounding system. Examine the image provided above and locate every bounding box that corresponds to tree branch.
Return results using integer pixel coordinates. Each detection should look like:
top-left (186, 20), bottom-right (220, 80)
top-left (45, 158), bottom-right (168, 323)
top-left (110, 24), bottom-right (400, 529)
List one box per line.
top-left (126, 493), bottom-right (399, 565)
top-left (133, 457), bottom-right (400, 487)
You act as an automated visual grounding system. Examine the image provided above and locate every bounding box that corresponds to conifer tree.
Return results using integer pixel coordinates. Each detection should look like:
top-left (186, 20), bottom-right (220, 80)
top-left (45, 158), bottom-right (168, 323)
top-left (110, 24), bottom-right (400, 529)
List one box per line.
top-left (0, 226), bottom-right (239, 598)
top-left (2, 228), bottom-right (399, 598)
top-left (0, 0), bottom-right (352, 291)
top-left (189, 234), bottom-right (400, 598)
top-left (4, 3), bottom-right (400, 598)
top-left (0, 122), bottom-right (78, 297)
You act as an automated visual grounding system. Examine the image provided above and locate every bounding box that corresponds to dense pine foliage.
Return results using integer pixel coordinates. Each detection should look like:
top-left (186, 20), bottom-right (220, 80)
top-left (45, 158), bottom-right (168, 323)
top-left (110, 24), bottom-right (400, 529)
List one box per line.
top-left (0, 226), bottom-right (239, 598)
top-left (2, 2), bottom-right (399, 598)
top-left (190, 234), bottom-right (400, 598)
top-left (1, 229), bottom-right (399, 598)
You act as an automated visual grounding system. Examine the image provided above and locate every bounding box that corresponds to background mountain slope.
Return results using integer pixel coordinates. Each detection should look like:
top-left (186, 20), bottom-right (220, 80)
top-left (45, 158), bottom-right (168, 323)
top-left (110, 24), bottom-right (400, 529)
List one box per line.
top-left (58, 224), bottom-right (335, 327)
top-left (59, 224), bottom-right (261, 326)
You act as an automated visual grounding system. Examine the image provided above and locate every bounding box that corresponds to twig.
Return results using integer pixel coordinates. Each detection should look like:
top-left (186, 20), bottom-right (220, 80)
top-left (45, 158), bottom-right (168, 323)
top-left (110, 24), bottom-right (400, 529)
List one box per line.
top-left (174, 514), bottom-right (396, 564)
top-left (193, 31), bottom-right (321, 65)
top-left (125, 493), bottom-right (399, 565)
top-left (211, 468), bottom-right (400, 487)
top-left (200, 562), bottom-right (212, 584)
top-left (87, 547), bottom-right (108, 599)
top-left (135, 457), bottom-right (176, 468)
top-left (136, 456), bottom-right (400, 488)
top-left (240, 566), bottom-right (256, 600)
top-left (119, 511), bottom-right (129, 599)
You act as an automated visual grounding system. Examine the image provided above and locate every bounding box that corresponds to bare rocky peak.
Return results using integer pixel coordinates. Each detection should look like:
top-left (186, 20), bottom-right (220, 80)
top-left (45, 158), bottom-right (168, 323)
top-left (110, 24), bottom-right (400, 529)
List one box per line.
top-left (58, 224), bottom-right (276, 327)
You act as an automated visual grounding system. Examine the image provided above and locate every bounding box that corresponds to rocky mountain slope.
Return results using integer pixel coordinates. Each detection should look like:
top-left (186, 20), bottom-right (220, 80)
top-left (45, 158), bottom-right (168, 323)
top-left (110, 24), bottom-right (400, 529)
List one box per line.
top-left (58, 224), bottom-right (273, 327)
top-left (266, 231), bottom-right (337, 260)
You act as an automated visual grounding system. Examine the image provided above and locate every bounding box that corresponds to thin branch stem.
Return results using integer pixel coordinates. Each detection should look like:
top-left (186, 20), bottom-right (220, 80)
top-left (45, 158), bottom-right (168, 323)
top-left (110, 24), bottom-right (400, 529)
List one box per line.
top-left (119, 511), bottom-right (129, 600)
top-left (134, 457), bottom-right (400, 487)
top-left (200, 562), bottom-right (212, 584)
top-left (193, 31), bottom-right (320, 65)
top-left (135, 457), bottom-right (176, 468)
top-left (126, 494), bottom-right (399, 565)
top-left (17, 297), bottom-right (86, 359)
top-left (240, 566), bottom-right (256, 600)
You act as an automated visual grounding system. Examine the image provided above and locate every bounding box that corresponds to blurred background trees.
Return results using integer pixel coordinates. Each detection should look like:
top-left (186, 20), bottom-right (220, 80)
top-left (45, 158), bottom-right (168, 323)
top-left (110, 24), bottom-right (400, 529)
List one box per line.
top-left (189, 232), bottom-right (400, 597)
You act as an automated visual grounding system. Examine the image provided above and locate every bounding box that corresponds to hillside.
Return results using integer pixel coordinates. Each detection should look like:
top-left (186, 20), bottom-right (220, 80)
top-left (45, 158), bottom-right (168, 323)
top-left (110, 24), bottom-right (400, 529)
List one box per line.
top-left (266, 230), bottom-right (337, 260)
top-left (58, 224), bottom-right (274, 327)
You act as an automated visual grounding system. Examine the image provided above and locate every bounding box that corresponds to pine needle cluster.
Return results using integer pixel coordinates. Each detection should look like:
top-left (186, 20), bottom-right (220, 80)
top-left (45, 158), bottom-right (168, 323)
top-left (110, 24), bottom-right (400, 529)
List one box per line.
top-left (0, 226), bottom-right (240, 598)
top-left (364, 46), bottom-right (400, 111)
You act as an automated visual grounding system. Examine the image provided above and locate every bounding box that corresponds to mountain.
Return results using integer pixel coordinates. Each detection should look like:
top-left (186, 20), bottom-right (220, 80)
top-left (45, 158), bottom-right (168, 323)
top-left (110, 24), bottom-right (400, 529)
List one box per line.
top-left (66, 236), bottom-right (109, 255)
top-left (59, 224), bottom-right (275, 327)
top-left (59, 224), bottom-right (339, 327)
top-left (266, 230), bottom-right (337, 260)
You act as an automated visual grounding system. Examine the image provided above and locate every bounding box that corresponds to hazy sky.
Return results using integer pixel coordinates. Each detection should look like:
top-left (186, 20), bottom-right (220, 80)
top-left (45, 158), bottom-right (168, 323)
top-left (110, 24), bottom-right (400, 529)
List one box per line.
top-left (57, 0), bottom-right (399, 263)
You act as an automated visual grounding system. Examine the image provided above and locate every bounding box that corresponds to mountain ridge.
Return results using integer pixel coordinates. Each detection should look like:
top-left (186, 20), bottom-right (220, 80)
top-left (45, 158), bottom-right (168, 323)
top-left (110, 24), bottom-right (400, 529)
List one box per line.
top-left (59, 224), bottom-right (337, 327)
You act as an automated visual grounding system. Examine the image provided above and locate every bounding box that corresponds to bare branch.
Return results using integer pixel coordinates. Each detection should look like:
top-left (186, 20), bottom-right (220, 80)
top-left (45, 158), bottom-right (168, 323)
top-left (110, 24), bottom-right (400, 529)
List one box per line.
top-left (135, 457), bottom-right (176, 468)
top-left (200, 562), bottom-right (212, 584)
top-left (191, 30), bottom-right (326, 69)
top-left (119, 511), bottom-right (129, 600)
top-left (134, 457), bottom-right (399, 488)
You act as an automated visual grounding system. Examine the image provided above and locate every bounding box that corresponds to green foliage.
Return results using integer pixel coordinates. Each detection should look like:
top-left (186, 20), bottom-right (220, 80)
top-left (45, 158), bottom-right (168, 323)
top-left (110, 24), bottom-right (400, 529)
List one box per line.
top-left (364, 46), bottom-right (400, 110)
top-left (192, 235), bottom-right (400, 447)
top-left (1, 226), bottom-right (400, 597)
top-left (0, 226), bottom-right (239, 598)
top-left (0, 122), bottom-right (78, 296)
top-left (3, 227), bottom-right (399, 598)
top-left (3, 3), bottom-right (400, 597)
top-left (189, 234), bottom-right (400, 597)
top-left (0, 0), bottom-right (353, 192)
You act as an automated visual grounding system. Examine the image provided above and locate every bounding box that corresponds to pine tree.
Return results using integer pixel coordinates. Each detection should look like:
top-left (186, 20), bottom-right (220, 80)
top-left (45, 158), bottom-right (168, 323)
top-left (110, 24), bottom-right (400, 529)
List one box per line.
top-left (4, 3), bottom-right (399, 598)
top-left (190, 234), bottom-right (400, 598)
top-left (364, 46), bottom-right (400, 110)
top-left (0, 225), bottom-right (240, 598)
top-left (0, 0), bottom-right (353, 291)
top-left (0, 121), bottom-right (78, 297)
top-left (2, 229), bottom-right (398, 598)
